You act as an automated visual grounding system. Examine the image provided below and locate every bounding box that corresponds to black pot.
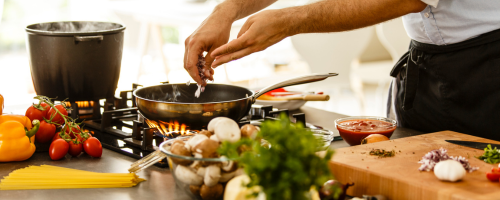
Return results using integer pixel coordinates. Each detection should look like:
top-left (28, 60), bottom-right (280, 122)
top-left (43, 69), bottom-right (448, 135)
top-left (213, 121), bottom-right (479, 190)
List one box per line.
top-left (26, 21), bottom-right (126, 101)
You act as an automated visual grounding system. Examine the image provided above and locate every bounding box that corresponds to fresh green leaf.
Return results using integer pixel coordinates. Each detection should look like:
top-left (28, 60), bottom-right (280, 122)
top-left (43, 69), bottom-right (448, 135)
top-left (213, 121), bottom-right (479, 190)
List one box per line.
top-left (476, 144), bottom-right (500, 164)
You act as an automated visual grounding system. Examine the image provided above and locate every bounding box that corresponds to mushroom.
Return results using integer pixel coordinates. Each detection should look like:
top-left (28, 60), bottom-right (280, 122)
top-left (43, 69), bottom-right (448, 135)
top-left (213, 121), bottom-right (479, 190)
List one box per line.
top-left (234, 168), bottom-right (245, 176)
top-left (220, 156), bottom-right (238, 172)
top-left (213, 118), bottom-right (241, 143)
top-left (170, 142), bottom-right (193, 166)
top-left (200, 183), bottom-right (224, 200)
top-left (197, 166), bottom-right (207, 177)
top-left (207, 117), bottom-right (228, 133)
top-left (219, 171), bottom-right (237, 182)
top-left (204, 164), bottom-right (221, 187)
top-left (175, 165), bottom-right (203, 185)
top-left (240, 124), bottom-right (259, 139)
top-left (209, 134), bottom-right (219, 143)
top-left (187, 134), bottom-right (209, 149)
top-left (199, 130), bottom-right (212, 137)
top-left (194, 139), bottom-right (219, 158)
top-left (190, 185), bottom-right (201, 196)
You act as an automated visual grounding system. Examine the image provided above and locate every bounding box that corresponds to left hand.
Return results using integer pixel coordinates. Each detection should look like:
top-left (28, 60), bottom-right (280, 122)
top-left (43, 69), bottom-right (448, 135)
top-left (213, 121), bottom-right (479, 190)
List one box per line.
top-left (211, 9), bottom-right (295, 68)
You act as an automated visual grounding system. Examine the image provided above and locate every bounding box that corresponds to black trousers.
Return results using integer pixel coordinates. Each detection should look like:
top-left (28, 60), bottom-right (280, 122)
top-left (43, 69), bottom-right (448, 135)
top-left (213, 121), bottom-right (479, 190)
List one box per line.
top-left (389, 29), bottom-right (500, 141)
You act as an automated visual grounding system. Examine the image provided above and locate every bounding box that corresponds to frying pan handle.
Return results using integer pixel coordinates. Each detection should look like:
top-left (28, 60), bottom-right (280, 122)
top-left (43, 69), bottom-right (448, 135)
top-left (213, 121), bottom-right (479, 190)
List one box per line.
top-left (252, 73), bottom-right (338, 103)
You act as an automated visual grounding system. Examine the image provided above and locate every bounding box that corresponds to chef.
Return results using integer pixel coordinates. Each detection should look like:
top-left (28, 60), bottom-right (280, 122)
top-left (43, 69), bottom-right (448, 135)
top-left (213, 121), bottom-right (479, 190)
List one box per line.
top-left (184, 0), bottom-right (500, 140)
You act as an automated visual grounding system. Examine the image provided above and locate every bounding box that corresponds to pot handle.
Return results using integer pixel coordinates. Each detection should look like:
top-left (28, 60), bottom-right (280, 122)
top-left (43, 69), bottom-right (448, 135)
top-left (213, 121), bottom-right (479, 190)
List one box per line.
top-left (75, 35), bottom-right (104, 42)
top-left (252, 73), bottom-right (338, 103)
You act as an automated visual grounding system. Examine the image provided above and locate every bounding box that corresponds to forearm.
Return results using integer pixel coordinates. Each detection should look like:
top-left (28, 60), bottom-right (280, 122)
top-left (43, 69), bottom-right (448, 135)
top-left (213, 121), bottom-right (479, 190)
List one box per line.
top-left (211, 0), bottom-right (278, 23)
top-left (285, 0), bottom-right (427, 35)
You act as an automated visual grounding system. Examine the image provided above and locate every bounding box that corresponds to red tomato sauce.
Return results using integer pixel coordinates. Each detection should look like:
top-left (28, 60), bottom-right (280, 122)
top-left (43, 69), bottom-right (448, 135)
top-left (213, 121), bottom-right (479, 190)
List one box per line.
top-left (337, 119), bottom-right (396, 146)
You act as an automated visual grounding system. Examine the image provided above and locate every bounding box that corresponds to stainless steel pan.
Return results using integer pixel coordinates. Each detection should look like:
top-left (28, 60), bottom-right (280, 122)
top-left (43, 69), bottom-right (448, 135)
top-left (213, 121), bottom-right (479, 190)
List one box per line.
top-left (133, 73), bottom-right (337, 129)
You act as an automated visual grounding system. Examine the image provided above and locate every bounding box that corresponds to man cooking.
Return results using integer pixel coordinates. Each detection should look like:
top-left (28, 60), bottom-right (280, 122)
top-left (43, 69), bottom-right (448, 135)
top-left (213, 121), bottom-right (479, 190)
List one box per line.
top-left (183, 0), bottom-right (500, 140)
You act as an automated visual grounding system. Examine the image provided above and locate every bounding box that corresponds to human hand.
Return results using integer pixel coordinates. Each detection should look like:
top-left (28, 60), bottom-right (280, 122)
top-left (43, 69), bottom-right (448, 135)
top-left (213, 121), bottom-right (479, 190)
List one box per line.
top-left (211, 9), bottom-right (294, 68)
top-left (184, 15), bottom-right (232, 86)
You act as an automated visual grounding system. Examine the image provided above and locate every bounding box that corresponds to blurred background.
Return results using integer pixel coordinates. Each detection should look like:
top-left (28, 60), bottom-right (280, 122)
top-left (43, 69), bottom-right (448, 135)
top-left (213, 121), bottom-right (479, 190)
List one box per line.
top-left (0, 0), bottom-right (410, 116)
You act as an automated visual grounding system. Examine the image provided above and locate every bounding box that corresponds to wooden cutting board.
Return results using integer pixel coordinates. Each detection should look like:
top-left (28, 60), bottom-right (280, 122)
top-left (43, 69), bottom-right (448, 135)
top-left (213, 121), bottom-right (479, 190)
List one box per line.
top-left (329, 131), bottom-right (500, 200)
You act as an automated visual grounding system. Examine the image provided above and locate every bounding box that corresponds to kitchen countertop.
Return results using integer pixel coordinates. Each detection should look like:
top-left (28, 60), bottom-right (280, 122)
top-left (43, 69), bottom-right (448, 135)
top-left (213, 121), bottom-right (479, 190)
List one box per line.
top-left (0, 106), bottom-right (424, 200)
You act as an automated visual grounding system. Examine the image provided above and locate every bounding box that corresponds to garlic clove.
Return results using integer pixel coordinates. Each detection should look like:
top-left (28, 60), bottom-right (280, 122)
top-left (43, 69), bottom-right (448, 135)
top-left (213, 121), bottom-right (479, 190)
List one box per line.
top-left (433, 160), bottom-right (466, 182)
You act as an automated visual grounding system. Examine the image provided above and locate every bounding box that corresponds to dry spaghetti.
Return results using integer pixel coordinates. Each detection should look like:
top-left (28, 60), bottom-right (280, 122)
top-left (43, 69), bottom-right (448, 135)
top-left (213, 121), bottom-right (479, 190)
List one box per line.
top-left (0, 165), bottom-right (145, 190)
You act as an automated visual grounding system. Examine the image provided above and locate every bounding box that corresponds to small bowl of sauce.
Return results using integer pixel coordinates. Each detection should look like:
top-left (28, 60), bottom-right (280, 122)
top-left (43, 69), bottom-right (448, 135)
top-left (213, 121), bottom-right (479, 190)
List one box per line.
top-left (335, 116), bottom-right (397, 146)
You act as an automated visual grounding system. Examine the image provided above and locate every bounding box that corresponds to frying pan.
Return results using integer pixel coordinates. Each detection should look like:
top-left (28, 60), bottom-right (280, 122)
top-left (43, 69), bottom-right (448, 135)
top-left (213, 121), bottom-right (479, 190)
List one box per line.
top-left (133, 73), bottom-right (337, 129)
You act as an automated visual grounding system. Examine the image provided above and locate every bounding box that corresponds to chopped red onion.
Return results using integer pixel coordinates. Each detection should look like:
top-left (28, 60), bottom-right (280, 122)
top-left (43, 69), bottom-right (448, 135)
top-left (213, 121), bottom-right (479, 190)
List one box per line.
top-left (418, 148), bottom-right (478, 172)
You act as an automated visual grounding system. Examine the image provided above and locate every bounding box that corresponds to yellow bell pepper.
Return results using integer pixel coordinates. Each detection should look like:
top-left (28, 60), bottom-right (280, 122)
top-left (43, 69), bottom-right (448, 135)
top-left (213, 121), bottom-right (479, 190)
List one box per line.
top-left (0, 94), bottom-right (4, 114)
top-left (0, 117), bottom-right (39, 162)
top-left (0, 115), bottom-right (33, 129)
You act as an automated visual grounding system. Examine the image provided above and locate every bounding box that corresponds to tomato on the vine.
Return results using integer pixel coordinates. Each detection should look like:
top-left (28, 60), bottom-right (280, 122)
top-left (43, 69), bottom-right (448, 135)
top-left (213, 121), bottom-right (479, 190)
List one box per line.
top-left (35, 121), bottom-right (56, 143)
top-left (83, 137), bottom-right (102, 158)
top-left (52, 132), bottom-right (63, 141)
top-left (64, 123), bottom-right (81, 139)
top-left (68, 141), bottom-right (83, 157)
top-left (25, 103), bottom-right (50, 122)
top-left (49, 139), bottom-right (69, 160)
top-left (46, 104), bottom-right (68, 124)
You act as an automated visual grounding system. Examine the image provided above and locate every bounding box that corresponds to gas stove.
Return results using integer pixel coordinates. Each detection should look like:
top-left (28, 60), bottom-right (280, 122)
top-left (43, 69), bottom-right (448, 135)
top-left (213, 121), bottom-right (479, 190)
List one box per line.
top-left (68, 83), bottom-right (336, 168)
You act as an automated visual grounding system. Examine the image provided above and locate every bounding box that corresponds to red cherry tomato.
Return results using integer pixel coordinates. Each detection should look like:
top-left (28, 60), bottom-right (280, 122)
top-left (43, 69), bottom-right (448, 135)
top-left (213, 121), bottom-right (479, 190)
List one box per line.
top-left (64, 123), bottom-right (81, 139)
top-left (83, 137), bottom-right (102, 158)
top-left (46, 105), bottom-right (68, 125)
top-left (25, 103), bottom-right (50, 122)
top-left (52, 132), bottom-right (63, 142)
top-left (49, 139), bottom-right (69, 160)
top-left (487, 167), bottom-right (500, 182)
top-left (68, 141), bottom-right (83, 157)
top-left (35, 121), bottom-right (56, 143)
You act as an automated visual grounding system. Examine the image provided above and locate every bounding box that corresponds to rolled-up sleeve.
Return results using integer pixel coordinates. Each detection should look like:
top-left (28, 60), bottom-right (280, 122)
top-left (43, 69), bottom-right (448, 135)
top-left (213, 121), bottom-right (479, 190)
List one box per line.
top-left (421, 0), bottom-right (439, 8)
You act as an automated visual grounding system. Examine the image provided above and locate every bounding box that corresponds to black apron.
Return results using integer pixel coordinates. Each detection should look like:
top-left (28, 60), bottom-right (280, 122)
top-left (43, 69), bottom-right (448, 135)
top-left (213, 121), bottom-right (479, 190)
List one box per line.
top-left (388, 28), bottom-right (500, 141)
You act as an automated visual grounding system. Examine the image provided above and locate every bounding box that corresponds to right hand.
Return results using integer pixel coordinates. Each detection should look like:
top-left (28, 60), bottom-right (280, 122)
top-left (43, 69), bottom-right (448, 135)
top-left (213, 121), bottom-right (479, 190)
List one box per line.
top-left (184, 15), bottom-right (232, 86)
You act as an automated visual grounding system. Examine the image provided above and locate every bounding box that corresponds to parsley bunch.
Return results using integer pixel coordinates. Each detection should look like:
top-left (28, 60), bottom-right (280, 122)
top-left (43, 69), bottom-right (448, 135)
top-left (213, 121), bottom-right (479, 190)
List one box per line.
top-left (218, 116), bottom-right (338, 200)
top-left (477, 144), bottom-right (500, 164)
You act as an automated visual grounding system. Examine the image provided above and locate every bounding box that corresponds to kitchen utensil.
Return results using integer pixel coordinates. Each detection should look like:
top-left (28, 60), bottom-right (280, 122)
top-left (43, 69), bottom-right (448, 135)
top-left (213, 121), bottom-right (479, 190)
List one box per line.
top-left (129, 136), bottom-right (234, 200)
top-left (26, 21), bottom-right (125, 101)
top-left (133, 73), bottom-right (337, 129)
top-left (445, 140), bottom-right (500, 150)
top-left (257, 94), bottom-right (330, 101)
top-left (254, 99), bottom-right (307, 110)
top-left (335, 116), bottom-right (397, 146)
top-left (330, 131), bottom-right (500, 200)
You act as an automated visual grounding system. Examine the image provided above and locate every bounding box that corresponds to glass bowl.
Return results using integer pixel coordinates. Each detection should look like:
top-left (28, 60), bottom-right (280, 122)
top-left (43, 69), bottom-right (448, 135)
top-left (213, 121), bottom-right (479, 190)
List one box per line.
top-left (334, 116), bottom-right (397, 146)
top-left (162, 136), bottom-right (238, 200)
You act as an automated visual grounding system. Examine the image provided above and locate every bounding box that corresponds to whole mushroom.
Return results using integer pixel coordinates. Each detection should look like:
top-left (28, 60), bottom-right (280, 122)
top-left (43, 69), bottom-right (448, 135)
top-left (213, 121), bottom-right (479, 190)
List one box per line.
top-left (207, 117), bottom-right (228, 133)
top-left (213, 118), bottom-right (241, 143)
top-left (200, 183), bottom-right (224, 200)
top-left (204, 164), bottom-right (221, 187)
top-left (198, 130), bottom-right (212, 137)
top-left (170, 142), bottom-right (193, 166)
top-left (240, 124), bottom-right (259, 139)
top-left (187, 134), bottom-right (209, 151)
top-left (175, 165), bottom-right (203, 185)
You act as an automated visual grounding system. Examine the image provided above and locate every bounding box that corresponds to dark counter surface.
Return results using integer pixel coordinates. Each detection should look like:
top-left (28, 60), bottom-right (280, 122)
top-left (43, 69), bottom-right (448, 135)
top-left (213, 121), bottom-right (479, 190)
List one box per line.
top-left (0, 106), bottom-right (424, 200)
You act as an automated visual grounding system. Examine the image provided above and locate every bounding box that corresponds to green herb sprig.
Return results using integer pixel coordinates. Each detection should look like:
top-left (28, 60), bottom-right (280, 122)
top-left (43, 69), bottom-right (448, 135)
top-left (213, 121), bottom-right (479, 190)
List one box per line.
top-left (477, 144), bottom-right (500, 164)
top-left (218, 115), bottom-right (339, 200)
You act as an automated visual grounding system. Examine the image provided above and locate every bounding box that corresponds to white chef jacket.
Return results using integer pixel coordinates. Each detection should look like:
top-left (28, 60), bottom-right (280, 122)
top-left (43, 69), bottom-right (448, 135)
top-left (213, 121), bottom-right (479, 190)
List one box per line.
top-left (403, 0), bottom-right (500, 45)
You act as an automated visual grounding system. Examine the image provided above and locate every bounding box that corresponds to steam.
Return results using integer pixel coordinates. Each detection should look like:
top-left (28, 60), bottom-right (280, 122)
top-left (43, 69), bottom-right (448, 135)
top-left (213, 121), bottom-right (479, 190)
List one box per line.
top-left (32, 22), bottom-right (122, 33)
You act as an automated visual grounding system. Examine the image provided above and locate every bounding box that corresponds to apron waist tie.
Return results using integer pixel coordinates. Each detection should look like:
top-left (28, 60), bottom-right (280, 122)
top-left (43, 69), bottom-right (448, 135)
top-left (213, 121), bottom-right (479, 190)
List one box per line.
top-left (390, 48), bottom-right (423, 110)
